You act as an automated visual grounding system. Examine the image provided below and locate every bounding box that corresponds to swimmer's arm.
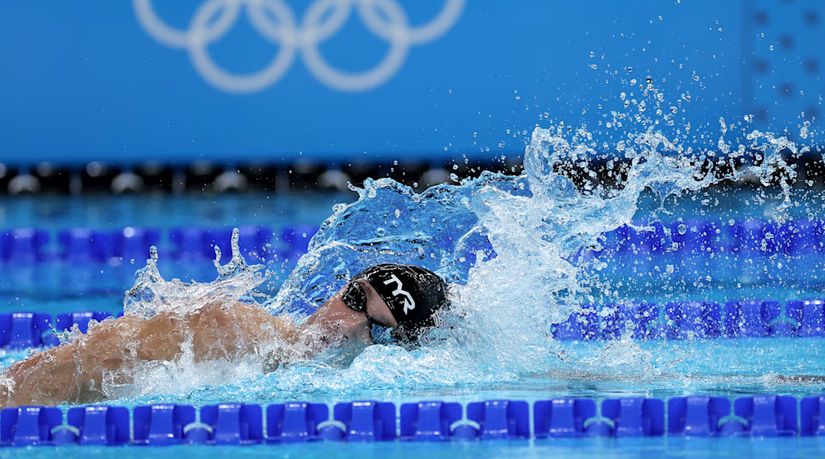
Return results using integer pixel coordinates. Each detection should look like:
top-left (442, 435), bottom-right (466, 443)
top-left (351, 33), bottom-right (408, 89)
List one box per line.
top-left (0, 302), bottom-right (298, 407)
top-left (0, 315), bottom-right (146, 407)
top-left (133, 301), bottom-right (300, 363)
top-left (186, 301), bottom-right (300, 362)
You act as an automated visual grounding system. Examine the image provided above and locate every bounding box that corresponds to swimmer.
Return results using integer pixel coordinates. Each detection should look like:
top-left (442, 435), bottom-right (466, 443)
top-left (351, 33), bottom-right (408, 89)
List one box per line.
top-left (0, 264), bottom-right (449, 408)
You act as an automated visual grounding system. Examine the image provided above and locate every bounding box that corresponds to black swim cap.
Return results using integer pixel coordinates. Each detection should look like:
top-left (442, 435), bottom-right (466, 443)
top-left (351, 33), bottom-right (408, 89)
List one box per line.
top-left (351, 264), bottom-right (449, 339)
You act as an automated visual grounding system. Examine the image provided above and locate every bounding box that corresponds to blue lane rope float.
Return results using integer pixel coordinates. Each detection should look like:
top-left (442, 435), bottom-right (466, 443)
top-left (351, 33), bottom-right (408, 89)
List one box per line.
top-left (132, 404), bottom-right (196, 445)
top-left (0, 225), bottom-right (319, 264)
top-left (0, 313), bottom-right (54, 348)
top-left (0, 395), bottom-right (823, 447)
top-left (549, 298), bottom-right (825, 341)
top-left (1, 218), bottom-right (824, 265)
top-left (0, 298), bottom-right (822, 350)
top-left (0, 312), bottom-right (115, 349)
top-left (596, 219), bottom-right (825, 258)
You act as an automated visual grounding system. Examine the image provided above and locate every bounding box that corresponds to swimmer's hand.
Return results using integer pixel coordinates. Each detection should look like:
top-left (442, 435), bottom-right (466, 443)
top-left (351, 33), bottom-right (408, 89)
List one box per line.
top-left (263, 351), bottom-right (283, 373)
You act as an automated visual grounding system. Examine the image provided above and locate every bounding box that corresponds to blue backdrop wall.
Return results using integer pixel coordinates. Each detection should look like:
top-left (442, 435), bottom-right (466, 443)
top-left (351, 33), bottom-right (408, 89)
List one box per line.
top-left (0, 0), bottom-right (821, 166)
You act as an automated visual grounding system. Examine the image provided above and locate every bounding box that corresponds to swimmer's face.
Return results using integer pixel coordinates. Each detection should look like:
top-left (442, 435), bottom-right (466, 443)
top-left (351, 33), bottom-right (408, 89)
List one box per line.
top-left (360, 281), bottom-right (399, 329)
top-left (302, 280), bottom-right (401, 345)
top-left (338, 280), bottom-right (398, 342)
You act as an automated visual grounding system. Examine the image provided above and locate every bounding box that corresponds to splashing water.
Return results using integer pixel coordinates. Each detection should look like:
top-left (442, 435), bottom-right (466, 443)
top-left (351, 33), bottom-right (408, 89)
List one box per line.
top-left (101, 85), bottom-right (823, 402)
top-left (123, 228), bottom-right (266, 319)
top-left (252, 114), bottom-right (815, 397)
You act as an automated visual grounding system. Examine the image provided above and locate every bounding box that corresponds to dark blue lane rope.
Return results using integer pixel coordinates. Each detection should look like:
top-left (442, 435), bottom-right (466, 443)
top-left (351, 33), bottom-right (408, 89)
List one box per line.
top-left (1, 225), bottom-right (318, 264)
top-left (0, 395), bottom-right (823, 446)
top-left (551, 299), bottom-right (825, 340)
top-left (2, 218), bottom-right (824, 264)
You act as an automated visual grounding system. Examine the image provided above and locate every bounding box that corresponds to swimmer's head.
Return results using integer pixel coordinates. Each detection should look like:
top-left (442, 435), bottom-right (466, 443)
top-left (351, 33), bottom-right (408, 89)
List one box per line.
top-left (342, 264), bottom-right (449, 342)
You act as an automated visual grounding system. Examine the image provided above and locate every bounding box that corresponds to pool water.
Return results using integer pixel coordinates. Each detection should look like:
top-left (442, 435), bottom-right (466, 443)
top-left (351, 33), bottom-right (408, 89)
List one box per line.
top-left (1, 193), bottom-right (823, 457)
top-left (2, 130), bottom-right (825, 456)
top-left (0, 193), bottom-right (345, 314)
top-left (1, 437), bottom-right (825, 459)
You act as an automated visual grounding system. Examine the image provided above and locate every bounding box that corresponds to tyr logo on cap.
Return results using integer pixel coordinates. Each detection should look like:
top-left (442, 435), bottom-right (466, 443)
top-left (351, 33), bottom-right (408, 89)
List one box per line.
top-left (383, 274), bottom-right (416, 315)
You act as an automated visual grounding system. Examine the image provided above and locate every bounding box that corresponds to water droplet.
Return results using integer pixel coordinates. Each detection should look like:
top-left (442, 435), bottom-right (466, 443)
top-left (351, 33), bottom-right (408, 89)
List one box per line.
top-left (213, 245), bottom-right (222, 266)
top-left (800, 120), bottom-right (810, 139)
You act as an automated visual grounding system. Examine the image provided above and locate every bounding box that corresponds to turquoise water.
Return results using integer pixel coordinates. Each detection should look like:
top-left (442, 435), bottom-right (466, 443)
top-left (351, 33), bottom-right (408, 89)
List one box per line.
top-left (2, 438), bottom-right (825, 459)
top-left (0, 193), bottom-right (344, 230)
top-left (0, 193), bottom-right (344, 314)
top-left (3, 338), bottom-right (823, 407)
top-left (2, 122), bottom-right (825, 456)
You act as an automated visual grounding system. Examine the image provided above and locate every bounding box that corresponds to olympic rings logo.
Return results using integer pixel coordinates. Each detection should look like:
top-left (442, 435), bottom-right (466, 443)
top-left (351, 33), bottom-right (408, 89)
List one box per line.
top-left (132, 0), bottom-right (465, 93)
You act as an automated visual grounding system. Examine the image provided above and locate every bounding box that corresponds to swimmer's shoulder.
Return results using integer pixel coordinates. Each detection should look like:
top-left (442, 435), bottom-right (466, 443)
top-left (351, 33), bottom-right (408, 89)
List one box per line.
top-left (231, 301), bottom-right (300, 341)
